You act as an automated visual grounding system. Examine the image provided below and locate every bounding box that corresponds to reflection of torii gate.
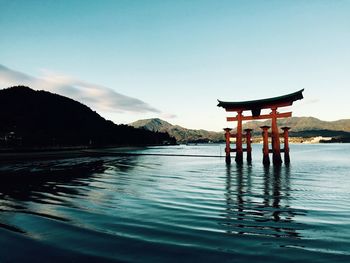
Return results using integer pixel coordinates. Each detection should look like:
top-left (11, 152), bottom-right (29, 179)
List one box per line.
top-left (218, 89), bottom-right (304, 165)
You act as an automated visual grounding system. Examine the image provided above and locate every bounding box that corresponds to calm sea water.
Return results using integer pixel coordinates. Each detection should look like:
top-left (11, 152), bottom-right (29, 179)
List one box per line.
top-left (0, 144), bottom-right (349, 262)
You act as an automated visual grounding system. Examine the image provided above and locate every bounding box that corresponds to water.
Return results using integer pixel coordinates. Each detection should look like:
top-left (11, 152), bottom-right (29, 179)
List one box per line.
top-left (0, 144), bottom-right (350, 262)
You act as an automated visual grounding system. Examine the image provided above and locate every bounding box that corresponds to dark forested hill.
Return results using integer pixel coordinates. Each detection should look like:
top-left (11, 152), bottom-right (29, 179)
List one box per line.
top-left (0, 86), bottom-right (176, 147)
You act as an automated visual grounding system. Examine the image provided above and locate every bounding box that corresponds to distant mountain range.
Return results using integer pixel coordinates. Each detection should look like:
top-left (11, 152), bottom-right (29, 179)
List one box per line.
top-left (130, 118), bottom-right (224, 143)
top-left (130, 117), bottom-right (350, 143)
top-left (244, 117), bottom-right (350, 134)
top-left (0, 86), bottom-right (176, 148)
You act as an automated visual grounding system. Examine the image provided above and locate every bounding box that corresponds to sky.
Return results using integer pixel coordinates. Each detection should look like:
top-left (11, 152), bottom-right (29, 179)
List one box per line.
top-left (0, 0), bottom-right (349, 131)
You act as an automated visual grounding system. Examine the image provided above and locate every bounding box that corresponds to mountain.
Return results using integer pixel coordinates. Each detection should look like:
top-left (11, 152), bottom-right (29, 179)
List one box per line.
top-left (0, 86), bottom-right (176, 148)
top-left (130, 118), bottom-right (224, 143)
top-left (243, 117), bottom-right (350, 133)
top-left (243, 117), bottom-right (350, 139)
top-left (130, 117), bottom-right (350, 143)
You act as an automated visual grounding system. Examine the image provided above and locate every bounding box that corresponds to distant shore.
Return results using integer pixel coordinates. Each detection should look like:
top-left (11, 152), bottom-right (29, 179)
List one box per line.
top-left (0, 145), bottom-right (162, 162)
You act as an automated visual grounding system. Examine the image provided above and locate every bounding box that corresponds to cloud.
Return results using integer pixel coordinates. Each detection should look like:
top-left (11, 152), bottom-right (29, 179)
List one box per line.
top-left (303, 98), bottom-right (320, 105)
top-left (160, 113), bottom-right (178, 119)
top-left (0, 64), bottom-right (161, 114)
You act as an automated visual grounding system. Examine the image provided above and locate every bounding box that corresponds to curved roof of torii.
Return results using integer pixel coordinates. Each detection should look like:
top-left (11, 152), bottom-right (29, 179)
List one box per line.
top-left (217, 89), bottom-right (304, 112)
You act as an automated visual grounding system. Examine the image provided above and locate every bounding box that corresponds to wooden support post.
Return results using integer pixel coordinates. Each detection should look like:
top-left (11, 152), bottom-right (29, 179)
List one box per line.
top-left (235, 111), bottom-right (243, 164)
top-left (244, 128), bottom-right (253, 164)
top-left (270, 108), bottom-right (282, 165)
top-left (224, 128), bottom-right (232, 164)
top-left (282, 127), bottom-right (290, 165)
top-left (261, 126), bottom-right (270, 166)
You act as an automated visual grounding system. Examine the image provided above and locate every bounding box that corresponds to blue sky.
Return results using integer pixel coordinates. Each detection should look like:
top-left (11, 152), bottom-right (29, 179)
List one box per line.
top-left (1, 0), bottom-right (349, 131)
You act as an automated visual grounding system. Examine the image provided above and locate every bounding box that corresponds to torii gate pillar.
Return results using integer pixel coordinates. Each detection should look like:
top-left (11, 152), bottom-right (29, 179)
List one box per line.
top-left (261, 126), bottom-right (270, 166)
top-left (282, 127), bottom-right (291, 165)
top-left (271, 108), bottom-right (282, 165)
top-left (224, 128), bottom-right (232, 165)
top-left (244, 128), bottom-right (253, 164)
top-left (235, 111), bottom-right (243, 165)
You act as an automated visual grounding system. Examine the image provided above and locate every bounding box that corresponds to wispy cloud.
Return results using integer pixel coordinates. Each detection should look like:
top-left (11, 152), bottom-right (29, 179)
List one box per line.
top-left (0, 64), bottom-right (161, 114)
top-left (160, 113), bottom-right (177, 119)
top-left (303, 98), bottom-right (320, 105)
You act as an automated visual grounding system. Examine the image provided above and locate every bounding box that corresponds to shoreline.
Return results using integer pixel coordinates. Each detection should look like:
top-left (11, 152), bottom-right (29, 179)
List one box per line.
top-left (0, 145), bottom-right (161, 162)
top-left (1, 142), bottom-right (348, 163)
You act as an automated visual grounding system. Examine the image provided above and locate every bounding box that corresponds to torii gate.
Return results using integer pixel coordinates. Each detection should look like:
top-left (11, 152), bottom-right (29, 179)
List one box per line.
top-left (218, 89), bottom-right (304, 165)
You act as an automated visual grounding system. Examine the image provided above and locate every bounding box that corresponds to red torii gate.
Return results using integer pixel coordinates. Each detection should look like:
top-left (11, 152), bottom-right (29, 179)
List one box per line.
top-left (218, 89), bottom-right (304, 165)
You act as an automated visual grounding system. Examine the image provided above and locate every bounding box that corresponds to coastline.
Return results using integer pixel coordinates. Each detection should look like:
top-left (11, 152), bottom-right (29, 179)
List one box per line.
top-left (0, 145), bottom-right (158, 162)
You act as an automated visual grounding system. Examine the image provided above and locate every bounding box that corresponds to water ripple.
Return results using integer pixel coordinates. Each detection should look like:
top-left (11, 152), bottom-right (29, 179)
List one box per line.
top-left (0, 144), bottom-right (350, 262)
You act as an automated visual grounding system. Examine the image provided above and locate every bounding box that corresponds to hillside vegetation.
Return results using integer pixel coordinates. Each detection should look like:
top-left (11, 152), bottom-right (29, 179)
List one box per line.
top-left (0, 86), bottom-right (176, 148)
top-left (244, 117), bottom-right (350, 133)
